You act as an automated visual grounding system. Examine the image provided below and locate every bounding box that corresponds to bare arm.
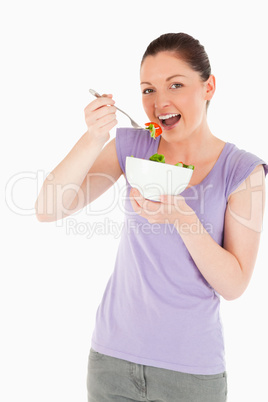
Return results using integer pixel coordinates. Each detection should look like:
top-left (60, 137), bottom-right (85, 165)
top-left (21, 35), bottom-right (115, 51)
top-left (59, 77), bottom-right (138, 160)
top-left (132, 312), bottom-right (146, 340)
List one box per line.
top-left (130, 165), bottom-right (266, 300)
top-left (177, 165), bottom-right (265, 300)
top-left (35, 95), bottom-right (122, 222)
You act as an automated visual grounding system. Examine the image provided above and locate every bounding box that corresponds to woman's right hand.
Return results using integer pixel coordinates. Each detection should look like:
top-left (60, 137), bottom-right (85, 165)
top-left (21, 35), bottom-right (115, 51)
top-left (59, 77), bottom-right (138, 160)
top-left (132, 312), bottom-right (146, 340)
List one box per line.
top-left (84, 94), bottom-right (117, 145)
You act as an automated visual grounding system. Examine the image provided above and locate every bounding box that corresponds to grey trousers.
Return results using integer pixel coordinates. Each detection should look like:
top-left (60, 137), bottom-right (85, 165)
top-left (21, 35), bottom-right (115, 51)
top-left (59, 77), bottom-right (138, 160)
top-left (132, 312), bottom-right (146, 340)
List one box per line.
top-left (87, 349), bottom-right (227, 402)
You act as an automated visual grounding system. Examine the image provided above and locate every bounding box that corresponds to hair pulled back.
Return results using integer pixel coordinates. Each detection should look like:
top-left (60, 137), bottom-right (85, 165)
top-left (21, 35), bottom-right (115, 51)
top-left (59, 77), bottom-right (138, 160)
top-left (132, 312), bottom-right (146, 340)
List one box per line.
top-left (141, 33), bottom-right (211, 82)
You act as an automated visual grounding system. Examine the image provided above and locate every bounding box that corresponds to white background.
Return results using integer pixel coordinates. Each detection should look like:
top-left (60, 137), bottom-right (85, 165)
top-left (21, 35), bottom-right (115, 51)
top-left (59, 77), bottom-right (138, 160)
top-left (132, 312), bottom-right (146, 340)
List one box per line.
top-left (1, 0), bottom-right (268, 401)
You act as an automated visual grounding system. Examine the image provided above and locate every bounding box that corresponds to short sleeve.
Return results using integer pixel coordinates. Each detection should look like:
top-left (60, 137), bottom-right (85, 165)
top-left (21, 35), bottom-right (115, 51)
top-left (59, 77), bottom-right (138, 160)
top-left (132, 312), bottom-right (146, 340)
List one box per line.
top-left (225, 146), bottom-right (268, 198)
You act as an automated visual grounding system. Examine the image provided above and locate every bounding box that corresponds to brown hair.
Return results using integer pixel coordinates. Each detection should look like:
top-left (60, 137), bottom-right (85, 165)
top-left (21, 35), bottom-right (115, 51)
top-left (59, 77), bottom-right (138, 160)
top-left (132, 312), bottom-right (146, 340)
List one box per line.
top-left (141, 33), bottom-right (212, 108)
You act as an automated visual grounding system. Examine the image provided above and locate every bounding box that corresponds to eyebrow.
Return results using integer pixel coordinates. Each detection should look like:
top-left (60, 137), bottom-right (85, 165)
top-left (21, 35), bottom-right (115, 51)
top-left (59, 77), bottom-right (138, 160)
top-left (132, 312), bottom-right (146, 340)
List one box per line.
top-left (140, 74), bottom-right (186, 86)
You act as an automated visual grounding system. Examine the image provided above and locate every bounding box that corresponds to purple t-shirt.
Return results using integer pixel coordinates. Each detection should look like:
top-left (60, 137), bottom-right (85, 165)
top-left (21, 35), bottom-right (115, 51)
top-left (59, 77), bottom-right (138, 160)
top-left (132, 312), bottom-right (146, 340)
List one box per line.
top-left (91, 128), bottom-right (268, 375)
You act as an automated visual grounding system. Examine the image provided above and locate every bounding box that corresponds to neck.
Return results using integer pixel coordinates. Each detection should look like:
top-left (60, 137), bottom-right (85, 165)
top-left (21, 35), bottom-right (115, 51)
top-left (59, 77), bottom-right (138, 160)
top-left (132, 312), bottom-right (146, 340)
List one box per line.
top-left (158, 120), bottom-right (218, 164)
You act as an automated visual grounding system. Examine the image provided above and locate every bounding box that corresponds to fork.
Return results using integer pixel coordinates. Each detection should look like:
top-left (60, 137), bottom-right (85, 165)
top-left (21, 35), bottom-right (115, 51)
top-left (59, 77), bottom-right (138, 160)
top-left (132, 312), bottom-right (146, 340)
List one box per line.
top-left (89, 89), bottom-right (143, 129)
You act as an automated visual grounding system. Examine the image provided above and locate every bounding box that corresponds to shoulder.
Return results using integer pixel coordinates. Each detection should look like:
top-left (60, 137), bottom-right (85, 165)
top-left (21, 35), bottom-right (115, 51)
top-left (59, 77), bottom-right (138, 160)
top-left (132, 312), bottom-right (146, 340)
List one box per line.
top-left (223, 143), bottom-right (268, 198)
top-left (225, 164), bottom-right (265, 245)
top-left (225, 143), bottom-right (265, 168)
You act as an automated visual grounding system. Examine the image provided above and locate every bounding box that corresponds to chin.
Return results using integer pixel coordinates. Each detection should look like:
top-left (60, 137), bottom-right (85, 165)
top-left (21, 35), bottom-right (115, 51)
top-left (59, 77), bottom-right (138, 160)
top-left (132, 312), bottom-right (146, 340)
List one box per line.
top-left (161, 128), bottom-right (183, 142)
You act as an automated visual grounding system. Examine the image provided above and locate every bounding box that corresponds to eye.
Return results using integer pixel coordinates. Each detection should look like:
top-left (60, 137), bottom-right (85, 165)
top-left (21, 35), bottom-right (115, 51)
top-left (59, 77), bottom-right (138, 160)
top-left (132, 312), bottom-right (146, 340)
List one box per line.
top-left (142, 88), bottom-right (154, 94)
top-left (170, 83), bottom-right (183, 89)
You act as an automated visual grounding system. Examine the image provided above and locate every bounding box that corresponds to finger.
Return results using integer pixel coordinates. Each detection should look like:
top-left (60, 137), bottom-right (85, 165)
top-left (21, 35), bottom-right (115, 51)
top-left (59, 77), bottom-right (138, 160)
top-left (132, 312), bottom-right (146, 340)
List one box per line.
top-left (142, 199), bottom-right (162, 216)
top-left (160, 194), bottom-right (186, 204)
top-left (96, 118), bottom-right (118, 135)
top-left (130, 188), bottom-right (144, 207)
top-left (130, 199), bottom-right (142, 213)
top-left (159, 194), bottom-right (173, 205)
top-left (95, 105), bottom-right (117, 120)
top-left (130, 188), bottom-right (162, 217)
top-left (85, 104), bottom-right (116, 121)
top-left (129, 188), bottom-right (143, 212)
top-left (93, 113), bottom-right (118, 130)
top-left (129, 188), bottom-right (141, 204)
top-left (129, 196), bottom-right (142, 214)
top-left (85, 105), bottom-right (117, 127)
top-left (85, 96), bottom-right (115, 114)
top-left (160, 194), bottom-right (192, 216)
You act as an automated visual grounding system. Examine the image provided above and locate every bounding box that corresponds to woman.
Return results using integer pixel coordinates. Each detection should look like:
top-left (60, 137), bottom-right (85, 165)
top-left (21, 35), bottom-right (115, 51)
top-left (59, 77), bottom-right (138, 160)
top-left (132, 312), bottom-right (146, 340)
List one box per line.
top-left (36, 33), bottom-right (267, 401)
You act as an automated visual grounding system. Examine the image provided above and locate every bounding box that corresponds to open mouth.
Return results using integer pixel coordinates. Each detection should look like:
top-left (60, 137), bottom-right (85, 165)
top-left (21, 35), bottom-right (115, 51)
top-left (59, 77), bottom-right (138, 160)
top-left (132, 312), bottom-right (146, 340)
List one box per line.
top-left (158, 113), bottom-right (181, 128)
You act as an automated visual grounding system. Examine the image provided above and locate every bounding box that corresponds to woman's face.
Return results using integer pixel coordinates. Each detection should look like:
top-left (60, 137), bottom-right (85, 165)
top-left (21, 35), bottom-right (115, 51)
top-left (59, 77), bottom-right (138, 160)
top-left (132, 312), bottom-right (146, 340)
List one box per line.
top-left (140, 51), bottom-right (215, 142)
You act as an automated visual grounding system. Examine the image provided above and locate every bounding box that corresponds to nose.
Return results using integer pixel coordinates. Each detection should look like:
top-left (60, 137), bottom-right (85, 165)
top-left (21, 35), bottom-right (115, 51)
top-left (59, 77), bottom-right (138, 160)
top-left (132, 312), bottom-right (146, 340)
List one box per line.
top-left (154, 91), bottom-right (172, 110)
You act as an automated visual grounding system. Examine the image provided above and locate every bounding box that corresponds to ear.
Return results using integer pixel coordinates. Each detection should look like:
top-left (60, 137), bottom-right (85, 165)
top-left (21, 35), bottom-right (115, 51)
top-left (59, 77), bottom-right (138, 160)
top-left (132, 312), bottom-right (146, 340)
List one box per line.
top-left (204, 74), bottom-right (216, 101)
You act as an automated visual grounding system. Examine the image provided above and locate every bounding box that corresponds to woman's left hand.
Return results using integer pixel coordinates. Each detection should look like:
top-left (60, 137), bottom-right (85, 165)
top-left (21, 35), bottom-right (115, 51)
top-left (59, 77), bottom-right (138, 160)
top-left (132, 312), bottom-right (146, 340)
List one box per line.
top-left (129, 188), bottom-right (193, 225)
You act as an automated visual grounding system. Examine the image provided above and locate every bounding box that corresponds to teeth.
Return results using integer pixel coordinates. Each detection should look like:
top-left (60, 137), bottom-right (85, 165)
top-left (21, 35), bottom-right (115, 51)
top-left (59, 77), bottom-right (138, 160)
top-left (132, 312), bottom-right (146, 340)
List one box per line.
top-left (158, 113), bottom-right (180, 120)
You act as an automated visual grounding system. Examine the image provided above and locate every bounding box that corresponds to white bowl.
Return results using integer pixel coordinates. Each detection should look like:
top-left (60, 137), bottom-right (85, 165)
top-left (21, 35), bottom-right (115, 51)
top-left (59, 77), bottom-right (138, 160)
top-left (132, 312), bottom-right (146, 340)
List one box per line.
top-left (125, 156), bottom-right (193, 201)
